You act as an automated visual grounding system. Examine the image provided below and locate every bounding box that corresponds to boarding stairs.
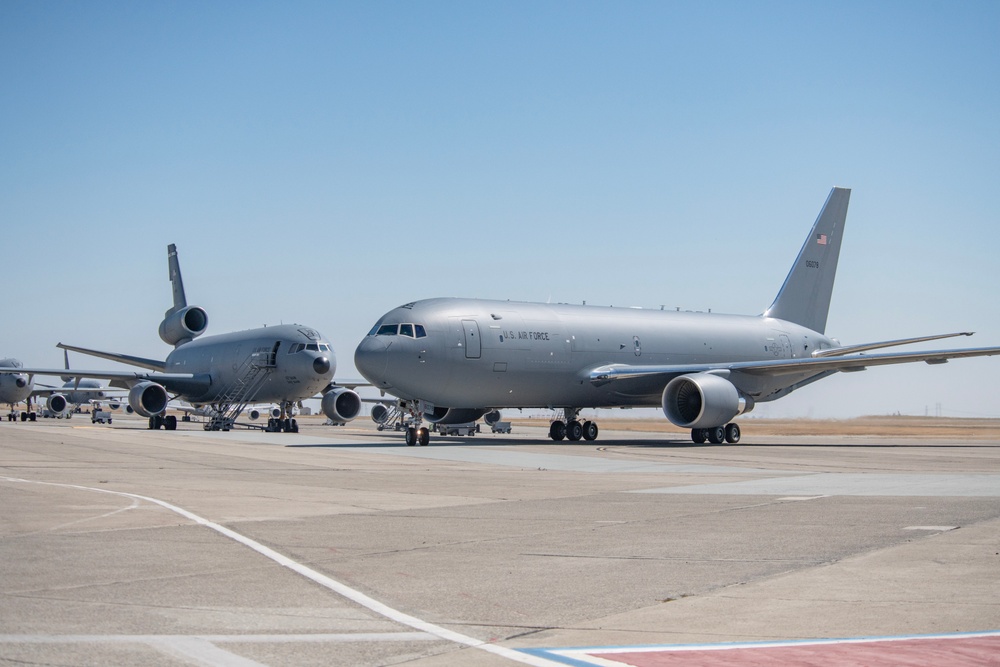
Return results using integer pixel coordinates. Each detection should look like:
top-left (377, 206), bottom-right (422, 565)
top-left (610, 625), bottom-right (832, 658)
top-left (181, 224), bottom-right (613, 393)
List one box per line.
top-left (205, 349), bottom-right (275, 431)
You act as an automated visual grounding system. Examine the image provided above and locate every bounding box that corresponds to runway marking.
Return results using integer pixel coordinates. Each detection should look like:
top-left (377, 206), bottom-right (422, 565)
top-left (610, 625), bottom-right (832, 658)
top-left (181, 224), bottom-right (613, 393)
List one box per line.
top-left (0, 477), bottom-right (564, 667)
top-left (521, 631), bottom-right (1000, 666)
top-left (905, 525), bottom-right (958, 531)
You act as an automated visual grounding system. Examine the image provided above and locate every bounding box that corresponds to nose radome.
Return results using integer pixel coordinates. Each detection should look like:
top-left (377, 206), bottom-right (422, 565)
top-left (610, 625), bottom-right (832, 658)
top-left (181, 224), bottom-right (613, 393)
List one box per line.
top-left (354, 336), bottom-right (388, 384)
top-left (313, 356), bottom-right (331, 376)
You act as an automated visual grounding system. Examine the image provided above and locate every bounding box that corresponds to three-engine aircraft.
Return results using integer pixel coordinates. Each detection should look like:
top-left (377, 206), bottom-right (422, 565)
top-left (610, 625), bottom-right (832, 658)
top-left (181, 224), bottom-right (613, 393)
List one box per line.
top-left (1, 244), bottom-right (363, 432)
top-left (355, 187), bottom-right (1000, 446)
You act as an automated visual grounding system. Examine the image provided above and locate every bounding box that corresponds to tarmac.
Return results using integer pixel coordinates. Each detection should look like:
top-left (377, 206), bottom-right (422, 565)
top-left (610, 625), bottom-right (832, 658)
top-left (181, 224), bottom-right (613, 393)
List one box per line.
top-left (1, 415), bottom-right (998, 666)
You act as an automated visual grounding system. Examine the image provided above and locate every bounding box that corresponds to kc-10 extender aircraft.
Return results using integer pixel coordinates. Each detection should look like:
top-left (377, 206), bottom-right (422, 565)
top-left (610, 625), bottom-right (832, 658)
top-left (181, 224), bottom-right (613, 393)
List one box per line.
top-left (2, 245), bottom-right (363, 432)
top-left (355, 187), bottom-right (1000, 446)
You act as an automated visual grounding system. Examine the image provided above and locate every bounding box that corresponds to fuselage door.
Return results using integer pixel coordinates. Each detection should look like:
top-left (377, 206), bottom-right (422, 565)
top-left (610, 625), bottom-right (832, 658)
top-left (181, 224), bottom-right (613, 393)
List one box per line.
top-left (462, 320), bottom-right (481, 359)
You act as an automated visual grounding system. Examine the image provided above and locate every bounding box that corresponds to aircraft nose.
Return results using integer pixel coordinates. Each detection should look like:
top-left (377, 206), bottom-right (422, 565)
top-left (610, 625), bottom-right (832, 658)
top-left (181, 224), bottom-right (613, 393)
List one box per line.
top-left (354, 336), bottom-right (389, 385)
top-left (313, 356), bottom-right (331, 375)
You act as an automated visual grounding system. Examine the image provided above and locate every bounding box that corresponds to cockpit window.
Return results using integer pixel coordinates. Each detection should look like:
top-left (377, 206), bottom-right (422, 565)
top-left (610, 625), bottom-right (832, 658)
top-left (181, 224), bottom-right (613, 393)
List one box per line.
top-left (377, 324), bottom-right (399, 336)
top-left (288, 343), bottom-right (304, 354)
top-left (399, 323), bottom-right (414, 337)
top-left (414, 324), bottom-right (426, 338)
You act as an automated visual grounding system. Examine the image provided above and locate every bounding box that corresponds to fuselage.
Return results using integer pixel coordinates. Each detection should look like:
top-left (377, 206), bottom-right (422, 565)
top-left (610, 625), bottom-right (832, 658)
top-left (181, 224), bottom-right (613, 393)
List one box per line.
top-left (57, 378), bottom-right (106, 405)
top-left (355, 298), bottom-right (837, 409)
top-left (165, 324), bottom-right (335, 405)
top-left (0, 358), bottom-right (32, 406)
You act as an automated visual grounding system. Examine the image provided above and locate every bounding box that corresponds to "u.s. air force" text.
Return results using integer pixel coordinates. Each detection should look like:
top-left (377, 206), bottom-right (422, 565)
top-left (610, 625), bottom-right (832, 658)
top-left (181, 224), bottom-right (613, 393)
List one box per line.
top-left (503, 330), bottom-right (549, 341)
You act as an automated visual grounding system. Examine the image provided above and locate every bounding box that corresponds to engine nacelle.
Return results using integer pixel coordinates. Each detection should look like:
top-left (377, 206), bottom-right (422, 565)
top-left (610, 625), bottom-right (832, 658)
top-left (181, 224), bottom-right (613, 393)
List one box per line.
top-left (370, 403), bottom-right (390, 424)
top-left (484, 410), bottom-right (502, 426)
top-left (158, 306), bottom-right (209, 346)
top-left (423, 407), bottom-right (489, 425)
top-left (248, 406), bottom-right (282, 421)
top-left (662, 373), bottom-right (754, 429)
top-left (321, 387), bottom-right (362, 423)
top-left (108, 400), bottom-right (122, 411)
top-left (128, 381), bottom-right (169, 418)
top-left (46, 393), bottom-right (69, 415)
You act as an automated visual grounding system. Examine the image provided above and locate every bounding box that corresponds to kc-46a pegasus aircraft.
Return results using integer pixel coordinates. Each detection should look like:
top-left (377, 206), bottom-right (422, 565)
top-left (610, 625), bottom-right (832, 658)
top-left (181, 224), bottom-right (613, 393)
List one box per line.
top-left (355, 188), bottom-right (1000, 446)
top-left (2, 245), bottom-right (362, 432)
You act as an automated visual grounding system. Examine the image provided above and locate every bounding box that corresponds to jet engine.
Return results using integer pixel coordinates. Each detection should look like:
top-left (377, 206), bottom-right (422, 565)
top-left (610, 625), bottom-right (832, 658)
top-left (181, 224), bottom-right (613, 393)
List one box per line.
top-left (370, 403), bottom-right (390, 424)
top-left (46, 393), bottom-right (69, 415)
top-left (423, 407), bottom-right (489, 424)
top-left (128, 381), bottom-right (169, 418)
top-left (158, 306), bottom-right (209, 346)
top-left (484, 410), bottom-right (502, 426)
top-left (249, 406), bottom-right (282, 421)
top-left (108, 400), bottom-right (122, 411)
top-left (662, 373), bottom-right (754, 429)
top-left (321, 387), bottom-right (362, 423)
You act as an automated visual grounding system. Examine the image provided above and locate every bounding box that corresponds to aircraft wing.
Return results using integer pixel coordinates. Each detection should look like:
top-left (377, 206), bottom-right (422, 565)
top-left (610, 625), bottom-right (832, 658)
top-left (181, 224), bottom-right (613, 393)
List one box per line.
top-left (0, 367), bottom-right (212, 395)
top-left (57, 343), bottom-right (166, 372)
top-left (590, 345), bottom-right (1000, 384)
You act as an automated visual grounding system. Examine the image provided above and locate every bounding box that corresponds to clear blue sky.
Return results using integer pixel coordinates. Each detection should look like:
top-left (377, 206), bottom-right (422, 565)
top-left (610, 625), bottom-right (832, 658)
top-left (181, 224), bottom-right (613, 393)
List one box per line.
top-left (2, 1), bottom-right (998, 418)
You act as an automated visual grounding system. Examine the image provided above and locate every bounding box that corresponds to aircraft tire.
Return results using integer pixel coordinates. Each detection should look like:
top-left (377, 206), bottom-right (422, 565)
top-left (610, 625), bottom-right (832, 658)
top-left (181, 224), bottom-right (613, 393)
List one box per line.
top-left (149, 415), bottom-right (162, 430)
top-left (164, 415), bottom-right (177, 431)
top-left (691, 429), bottom-right (707, 444)
top-left (549, 420), bottom-right (566, 441)
top-left (566, 420), bottom-right (583, 441)
top-left (583, 421), bottom-right (599, 441)
top-left (725, 423), bottom-right (741, 444)
top-left (418, 427), bottom-right (430, 446)
top-left (405, 427), bottom-right (416, 446)
top-left (707, 426), bottom-right (726, 444)
top-left (290, 418), bottom-right (299, 433)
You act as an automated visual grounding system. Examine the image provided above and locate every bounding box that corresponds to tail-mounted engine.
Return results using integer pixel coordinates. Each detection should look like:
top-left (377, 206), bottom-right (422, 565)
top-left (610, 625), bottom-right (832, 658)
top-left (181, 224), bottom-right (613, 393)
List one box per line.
top-left (662, 373), bottom-right (754, 429)
top-left (128, 381), bottom-right (169, 418)
top-left (158, 306), bottom-right (208, 347)
top-left (321, 387), bottom-right (362, 423)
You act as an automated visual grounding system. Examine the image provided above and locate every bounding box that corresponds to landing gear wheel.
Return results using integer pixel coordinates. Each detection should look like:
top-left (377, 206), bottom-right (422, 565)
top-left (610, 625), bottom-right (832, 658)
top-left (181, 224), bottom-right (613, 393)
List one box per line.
top-left (707, 426), bottom-right (726, 444)
top-left (691, 428), bottom-right (707, 444)
top-left (164, 415), bottom-right (178, 431)
top-left (549, 420), bottom-right (567, 441)
top-left (417, 427), bottom-right (430, 446)
top-left (405, 427), bottom-right (417, 446)
top-left (724, 423), bottom-right (741, 444)
top-left (289, 418), bottom-right (299, 433)
top-left (148, 415), bottom-right (163, 430)
top-left (583, 421), bottom-right (599, 441)
top-left (566, 420), bottom-right (583, 441)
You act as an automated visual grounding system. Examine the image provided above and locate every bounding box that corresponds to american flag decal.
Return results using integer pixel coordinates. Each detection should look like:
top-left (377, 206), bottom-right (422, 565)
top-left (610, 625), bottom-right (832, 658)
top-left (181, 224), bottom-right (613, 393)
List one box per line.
top-left (816, 234), bottom-right (828, 245)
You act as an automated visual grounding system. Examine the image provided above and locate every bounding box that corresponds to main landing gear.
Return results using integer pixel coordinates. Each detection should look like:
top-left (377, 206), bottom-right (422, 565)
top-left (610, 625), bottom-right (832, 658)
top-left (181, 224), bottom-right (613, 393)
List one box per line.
top-left (148, 414), bottom-right (178, 431)
top-left (548, 408), bottom-right (600, 442)
top-left (404, 426), bottom-right (430, 446)
top-left (690, 423), bottom-right (741, 444)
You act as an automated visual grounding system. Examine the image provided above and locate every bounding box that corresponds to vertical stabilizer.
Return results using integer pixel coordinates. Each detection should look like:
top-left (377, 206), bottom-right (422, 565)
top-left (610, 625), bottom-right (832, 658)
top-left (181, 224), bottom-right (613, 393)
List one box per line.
top-left (764, 187), bottom-right (851, 334)
top-left (165, 243), bottom-right (187, 317)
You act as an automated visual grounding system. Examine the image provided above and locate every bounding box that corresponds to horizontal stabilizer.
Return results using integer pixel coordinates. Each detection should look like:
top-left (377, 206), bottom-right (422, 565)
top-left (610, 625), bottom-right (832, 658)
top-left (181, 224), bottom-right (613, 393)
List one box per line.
top-left (811, 332), bottom-right (974, 358)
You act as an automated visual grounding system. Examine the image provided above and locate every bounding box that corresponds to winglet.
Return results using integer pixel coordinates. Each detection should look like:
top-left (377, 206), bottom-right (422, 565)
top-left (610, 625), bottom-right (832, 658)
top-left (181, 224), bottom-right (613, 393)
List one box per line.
top-left (764, 187), bottom-right (851, 334)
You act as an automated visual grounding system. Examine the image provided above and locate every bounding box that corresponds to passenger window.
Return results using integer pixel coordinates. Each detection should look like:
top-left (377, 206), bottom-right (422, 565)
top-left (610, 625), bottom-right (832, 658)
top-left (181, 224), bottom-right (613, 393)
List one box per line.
top-left (399, 323), bottom-right (414, 338)
top-left (377, 324), bottom-right (398, 336)
top-left (415, 325), bottom-right (427, 338)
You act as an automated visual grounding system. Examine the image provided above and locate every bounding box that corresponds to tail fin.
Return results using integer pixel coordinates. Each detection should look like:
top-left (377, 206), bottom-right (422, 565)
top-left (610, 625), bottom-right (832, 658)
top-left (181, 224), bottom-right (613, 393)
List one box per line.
top-left (763, 187), bottom-right (851, 334)
top-left (165, 243), bottom-right (187, 317)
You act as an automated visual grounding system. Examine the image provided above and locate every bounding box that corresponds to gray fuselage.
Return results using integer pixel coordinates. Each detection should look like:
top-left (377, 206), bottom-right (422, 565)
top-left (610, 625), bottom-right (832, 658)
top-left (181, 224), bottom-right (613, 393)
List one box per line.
top-left (165, 324), bottom-right (335, 406)
top-left (355, 298), bottom-right (837, 410)
top-left (0, 359), bottom-right (32, 406)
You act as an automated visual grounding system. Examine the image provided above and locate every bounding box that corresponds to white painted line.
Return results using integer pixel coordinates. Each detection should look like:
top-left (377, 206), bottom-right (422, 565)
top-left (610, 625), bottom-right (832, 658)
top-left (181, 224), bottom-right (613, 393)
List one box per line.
top-left (904, 526), bottom-right (958, 531)
top-left (0, 477), bottom-right (564, 667)
top-left (146, 636), bottom-right (268, 667)
top-left (0, 633), bottom-right (438, 644)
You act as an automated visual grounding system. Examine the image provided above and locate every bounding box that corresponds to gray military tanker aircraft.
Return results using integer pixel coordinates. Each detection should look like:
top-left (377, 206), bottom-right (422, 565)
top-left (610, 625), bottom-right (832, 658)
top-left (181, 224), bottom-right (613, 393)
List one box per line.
top-left (2, 245), bottom-right (362, 432)
top-left (355, 187), bottom-right (1000, 446)
top-left (0, 358), bottom-right (35, 421)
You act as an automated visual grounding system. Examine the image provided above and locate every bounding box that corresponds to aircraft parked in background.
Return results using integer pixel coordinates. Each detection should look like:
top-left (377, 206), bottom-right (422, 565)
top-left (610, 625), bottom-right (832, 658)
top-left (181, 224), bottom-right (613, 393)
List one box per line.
top-left (32, 350), bottom-right (123, 418)
top-left (0, 359), bottom-right (35, 421)
top-left (1, 245), bottom-right (362, 432)
top-left (356, 188), bottom-right (1000, 446)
